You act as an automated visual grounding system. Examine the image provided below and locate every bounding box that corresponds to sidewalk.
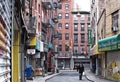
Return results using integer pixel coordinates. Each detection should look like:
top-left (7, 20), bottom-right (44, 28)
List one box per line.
top-left (26, 70), bottom-right (115, 82)
top-left (26, 72), bottom-right (60, 82)
top-left (85, 70), bottom-right (115, 82)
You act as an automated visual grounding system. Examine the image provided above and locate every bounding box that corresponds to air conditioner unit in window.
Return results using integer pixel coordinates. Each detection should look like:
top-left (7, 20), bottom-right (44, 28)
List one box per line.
top-left (112, 26), bottom-right (118, 32)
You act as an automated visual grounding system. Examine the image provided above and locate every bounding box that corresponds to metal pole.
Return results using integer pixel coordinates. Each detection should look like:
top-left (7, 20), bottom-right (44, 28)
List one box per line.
top-left (20, 48), bottom-right (25, 82)
top-left (20, 29), bottom-right (26, 82)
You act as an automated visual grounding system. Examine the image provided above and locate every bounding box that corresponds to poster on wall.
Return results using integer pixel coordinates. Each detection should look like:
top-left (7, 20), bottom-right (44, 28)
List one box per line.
top-left (107, 61), bottom-right (120, 80)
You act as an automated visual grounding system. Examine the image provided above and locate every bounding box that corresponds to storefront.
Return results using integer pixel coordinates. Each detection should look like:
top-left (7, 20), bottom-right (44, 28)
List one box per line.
top-left (27, 36), bottom-right (36, 66)
top-left (34, 41), bottom-right (48, 75)
top-left (0, 0), bottom-right (12, 80)
top-left (91, 43), bottom-right (104, 75)
top-left (98, 34), bottom-right (120, 81)
top-left (57, 53), bottom-right (71, 70)
top-left (0, 16), bottom-right (11, 81)
top-left (34, 39), bottom-right (43, 76)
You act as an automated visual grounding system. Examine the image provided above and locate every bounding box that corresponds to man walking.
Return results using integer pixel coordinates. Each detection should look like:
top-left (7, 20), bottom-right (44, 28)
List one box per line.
top-left (77, 63), bottom-right (84, 80)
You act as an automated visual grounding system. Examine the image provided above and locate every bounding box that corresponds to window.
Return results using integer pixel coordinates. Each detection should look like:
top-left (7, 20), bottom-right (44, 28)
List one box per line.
top-left (65, 33), bottom-right (69, 40)
top-left (58, 23), bottom-right (62, 29)
top-left (65, 13), bottom-right (69, 19)
top-left (38, 4), bottom-right (40, 13)
top-left (73, 45), bottom-right (78, 54)
top-left (87, 23), bottom-right (90, 28)
top-left (35, 0), bottom-right (37, 9)
top-left (81, 15), bottom-right (85, 21)
top-left (58, 33), bottom-right (62, 40)
top-left (88, 14), bottom-right (90, 21)
top-left (81, 23), bottom-right (85, 31)
top-left (36, 58), bottom-right (41, 67)
top-left (74, 34), bottom-right (78, 42)
top-left (58, 45), bottom-right (62, 51)
top-left (59, 3), bottom-right (62, 9)
top-left (81, 33), bottom-right (85, 43)
top-left (80, 45), bottom-right (84, 54)
top-left (58, 13), bottom-right (62, 19)
top-left (65, 45), bottom-right (69, 51)
top-left (92, 0), bottom-right (95, 4)
top-left (38, 22), bottom-right (40, 32)
top-left (65, 23), bottom-right (69, 29)
top-left (74, 23), bottom-right (78, 31)
top-left (112, 11), bottom-right (119, 32)
top-left (65, 4), bottom-right (69, 9)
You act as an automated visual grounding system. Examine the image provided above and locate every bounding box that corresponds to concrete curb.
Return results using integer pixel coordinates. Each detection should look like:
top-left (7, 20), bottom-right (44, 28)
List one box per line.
top-left (85, 74), bottom-right (94, 82)
top-left (44, 73), bottom-right (61, 82)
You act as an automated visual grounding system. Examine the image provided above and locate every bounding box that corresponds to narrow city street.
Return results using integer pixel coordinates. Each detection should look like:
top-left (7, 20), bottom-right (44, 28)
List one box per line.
top-left (46, 70), bottom-right (90, 82)
top-left (1, 0), bottom-right (120, 82)
top-left (46, 64), bottom-right (91, 82)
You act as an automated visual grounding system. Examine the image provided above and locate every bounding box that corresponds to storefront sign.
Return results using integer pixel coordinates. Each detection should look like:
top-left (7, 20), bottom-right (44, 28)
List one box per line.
top-left (98, 34), bottom-right (120, 51)
top-left (35, 38), bottom-right (40, 51)
top-left (27, 49), bottom-right (35, 55)
top-left (88, 29), bottom-right (92, 44)
top-left (57, 53), bottom-right (71, 58)
top-left (40, 41), bottom-right (44, 52)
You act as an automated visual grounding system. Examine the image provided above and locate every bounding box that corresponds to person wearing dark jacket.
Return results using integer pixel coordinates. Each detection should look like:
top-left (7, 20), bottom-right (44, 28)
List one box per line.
top-left (77, 63), bottom-right (84, 80)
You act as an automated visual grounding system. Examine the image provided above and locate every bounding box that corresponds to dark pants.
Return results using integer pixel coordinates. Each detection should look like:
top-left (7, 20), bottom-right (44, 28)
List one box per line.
top-left (79, 72), bottom-right (83, 80)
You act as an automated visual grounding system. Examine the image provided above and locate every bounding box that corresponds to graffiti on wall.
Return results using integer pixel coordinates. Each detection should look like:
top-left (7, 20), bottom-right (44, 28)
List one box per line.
top-left (107, 61), bottom-right (120, 81)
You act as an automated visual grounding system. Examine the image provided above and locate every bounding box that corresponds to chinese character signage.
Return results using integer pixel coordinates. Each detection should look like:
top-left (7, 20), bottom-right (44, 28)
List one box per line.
top-left (88, 29), bottom-right (92, 44)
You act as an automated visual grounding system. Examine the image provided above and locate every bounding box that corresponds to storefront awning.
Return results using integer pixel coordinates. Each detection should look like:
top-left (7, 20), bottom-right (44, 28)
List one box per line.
top-left (98, 34), bottom-right (120, 51)
top-left (91, 43), bottom-right (104, 55)
top-left (29, 36), bottom-right (36, 46)
top-left (35, 38), bottom-right (40, 51)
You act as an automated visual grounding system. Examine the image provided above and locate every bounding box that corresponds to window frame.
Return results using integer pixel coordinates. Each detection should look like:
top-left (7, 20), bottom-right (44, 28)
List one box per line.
top-left (81, 23), bottom-right (85, 31)
top-left (65, 23), bottom-right (69, 29)
top-left (65, 4), bottom-right (69, 9)
top-left (58, 13), bottom-right (62, 19)
top-left (58, 33), bottom-right (62, 40)
top-left (80, 45), bottom-right (84, 54)
top-left (65, 13), bottom-right (69, 19)
top-left (112, 11), bottom-right (119, 30)
top-left (65, 33), bottom-right (69, 40)
top-left (65, 44), bottom-right (69, 51)
top-left (74, 34), bottom-right (78, 43)
top-left (73, 45), bottom-right (78, 54)
top-left (81, 33), bottom-right (85, 43)
top-left (58, 23), bottom-right (62, 29)
top-left (74, 23), bottom-right (78, 31)
top-left (58, 45), bottom-right (62, 51)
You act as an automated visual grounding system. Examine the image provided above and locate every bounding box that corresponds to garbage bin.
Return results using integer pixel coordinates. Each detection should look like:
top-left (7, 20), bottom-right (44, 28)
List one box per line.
top-left (25, 65), bottom-right (34, 79)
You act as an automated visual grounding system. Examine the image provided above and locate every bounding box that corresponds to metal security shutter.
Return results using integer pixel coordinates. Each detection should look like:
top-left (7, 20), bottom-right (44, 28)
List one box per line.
top-left (107, 51), bottom-right (120, 67)
top-left (0, 0), bottom-right (12, 82)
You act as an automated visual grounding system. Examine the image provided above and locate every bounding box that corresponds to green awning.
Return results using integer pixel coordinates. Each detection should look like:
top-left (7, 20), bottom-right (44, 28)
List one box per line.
top-left (98, 34), bottom-right (120, 51)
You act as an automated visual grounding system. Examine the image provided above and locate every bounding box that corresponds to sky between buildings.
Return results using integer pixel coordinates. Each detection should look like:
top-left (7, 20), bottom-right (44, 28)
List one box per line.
top-left (74, 0), bottom-right (90, 11)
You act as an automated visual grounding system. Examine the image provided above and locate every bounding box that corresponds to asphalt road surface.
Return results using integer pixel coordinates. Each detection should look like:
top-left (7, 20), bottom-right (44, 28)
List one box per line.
top-left (46, 70), bottom-right (91, 82)
top-left (46, 64), bottom-right (91, 82)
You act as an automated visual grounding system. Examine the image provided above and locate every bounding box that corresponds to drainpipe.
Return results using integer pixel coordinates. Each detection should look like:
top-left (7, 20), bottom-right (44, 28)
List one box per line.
top-left (29, 0), bottom-right (32, 27)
